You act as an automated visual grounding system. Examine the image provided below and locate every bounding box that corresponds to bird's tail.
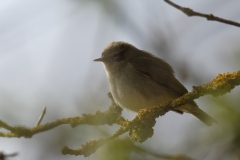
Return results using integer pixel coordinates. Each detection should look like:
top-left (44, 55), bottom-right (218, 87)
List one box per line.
top-left (190, 107), bottom-right (217, 126)
top-left (177, 103), bottom-right (217, 126)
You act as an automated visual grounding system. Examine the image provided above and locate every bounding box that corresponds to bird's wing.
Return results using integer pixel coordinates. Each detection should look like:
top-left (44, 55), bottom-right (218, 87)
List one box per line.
top-left (129, 53), bottom-right (188, 96)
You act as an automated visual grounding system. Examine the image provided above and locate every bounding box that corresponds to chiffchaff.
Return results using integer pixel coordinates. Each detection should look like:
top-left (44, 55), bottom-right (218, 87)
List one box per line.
top-left (94, 41), bottom-right (216, 126)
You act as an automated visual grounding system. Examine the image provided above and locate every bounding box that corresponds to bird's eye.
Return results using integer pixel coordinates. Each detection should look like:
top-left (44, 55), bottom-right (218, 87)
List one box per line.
top-left (113, 53), bottom-right (119, 58)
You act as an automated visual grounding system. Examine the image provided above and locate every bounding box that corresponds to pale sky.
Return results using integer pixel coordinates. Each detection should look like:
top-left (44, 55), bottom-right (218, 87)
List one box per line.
top-left (0, 1), bottom-right (240, 160)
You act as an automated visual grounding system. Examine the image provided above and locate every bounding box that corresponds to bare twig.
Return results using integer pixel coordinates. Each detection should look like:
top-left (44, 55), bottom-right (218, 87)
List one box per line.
top-left (0, 152), bottom-right (18, 160)
top-left (0, 105), bottom-right (124, 138)
top-left (164, 0), bottom-right (240, 28)
top-left (36, 106), bottom-right (46, 126)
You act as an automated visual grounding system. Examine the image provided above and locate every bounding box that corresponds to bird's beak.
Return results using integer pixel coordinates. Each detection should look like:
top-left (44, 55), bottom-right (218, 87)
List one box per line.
top-left (93, 57), bottom-right (103, 62)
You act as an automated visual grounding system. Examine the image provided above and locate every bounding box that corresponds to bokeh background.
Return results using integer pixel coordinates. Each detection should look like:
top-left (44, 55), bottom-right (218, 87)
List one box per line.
top-left (0, 0), bottom-right (240, 160)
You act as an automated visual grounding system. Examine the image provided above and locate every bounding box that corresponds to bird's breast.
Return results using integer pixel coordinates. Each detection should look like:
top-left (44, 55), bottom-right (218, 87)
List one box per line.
top-left (104, 63), bottom-right (177, 112)
top-left (108, 73), bottom-right (149, 112)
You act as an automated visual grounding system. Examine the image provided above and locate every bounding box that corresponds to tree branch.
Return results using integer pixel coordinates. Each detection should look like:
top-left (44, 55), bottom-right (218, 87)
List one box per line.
top-left (0, 151), bottom-right (18, 160)
top-left (164, 0), bottom-right (240, 28)
top-left (62, 70), bottom-right (240, 156)
top-left (1, 70), bottom-right (239, 157)
top-left (0, 104), bottom-right (125, 138)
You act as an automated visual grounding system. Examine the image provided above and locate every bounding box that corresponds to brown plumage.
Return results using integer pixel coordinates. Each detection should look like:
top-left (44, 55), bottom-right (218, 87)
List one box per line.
top-left (94, 41), bottom-right (217, 126)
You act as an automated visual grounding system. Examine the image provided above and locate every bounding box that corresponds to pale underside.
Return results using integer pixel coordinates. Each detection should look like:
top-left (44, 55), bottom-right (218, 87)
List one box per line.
top-left (104, 62), bottom-right (191, 112)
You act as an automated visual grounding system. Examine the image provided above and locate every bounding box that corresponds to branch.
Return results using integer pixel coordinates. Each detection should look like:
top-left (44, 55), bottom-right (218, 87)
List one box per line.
top-left (164, 0), bottom-right (240, 28)
top-left (36, 106), bottom-right (46, 126)
top-left (0, 151), bottom-right (18, 160)
top-left (0, 104), bottom-right (125, 138)
top-left (62, 70), bottom-right (240, 156)
top-left (1, 70), bottom-right (240, 157)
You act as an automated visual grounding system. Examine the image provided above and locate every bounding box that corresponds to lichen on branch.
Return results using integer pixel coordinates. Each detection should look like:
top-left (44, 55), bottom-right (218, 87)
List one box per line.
top-left (63, 70), bottom-right (240, 156)
top-left (0, 70), bottom-right (240, 157)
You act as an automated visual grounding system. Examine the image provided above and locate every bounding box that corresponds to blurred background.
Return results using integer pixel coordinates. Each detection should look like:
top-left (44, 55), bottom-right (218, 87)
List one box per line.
top-left (0, 0), bottom-right (240, 160)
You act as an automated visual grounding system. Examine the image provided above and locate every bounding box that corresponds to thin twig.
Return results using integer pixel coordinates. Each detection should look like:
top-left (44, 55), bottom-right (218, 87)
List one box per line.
top-left (0, 152), bottom-right (18, 160)
top-left (164, 0), bottom-right (240, 28)
top-left (0, 104), bottom-right (124, 138)
top-left (36, 106), bottom-right (46, 126)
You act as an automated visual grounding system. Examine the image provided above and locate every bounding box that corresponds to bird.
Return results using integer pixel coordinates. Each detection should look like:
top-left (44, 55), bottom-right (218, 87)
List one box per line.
top-left (94, 41), bottom-right (217, 126)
